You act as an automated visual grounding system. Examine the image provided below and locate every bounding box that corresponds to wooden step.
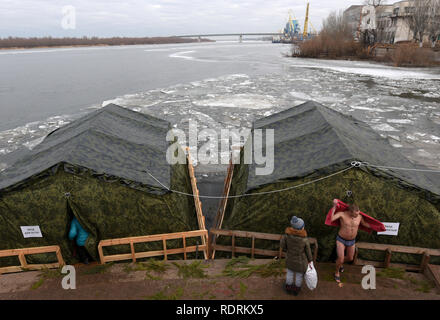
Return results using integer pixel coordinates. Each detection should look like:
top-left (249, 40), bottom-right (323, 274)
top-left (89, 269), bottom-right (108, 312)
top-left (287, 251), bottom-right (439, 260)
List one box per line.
top-left (425, 264), bottom-right (440, 291)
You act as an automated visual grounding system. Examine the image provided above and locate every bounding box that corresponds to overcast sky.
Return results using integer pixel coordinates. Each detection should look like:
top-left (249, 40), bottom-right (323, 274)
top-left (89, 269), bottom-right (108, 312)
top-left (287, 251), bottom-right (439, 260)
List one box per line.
top-left (0, 0), bottom-right (363, 38)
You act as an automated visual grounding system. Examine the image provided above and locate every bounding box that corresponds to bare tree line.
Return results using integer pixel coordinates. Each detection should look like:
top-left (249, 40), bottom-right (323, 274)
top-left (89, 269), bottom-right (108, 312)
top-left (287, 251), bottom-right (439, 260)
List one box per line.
top-left (408, 0), bottom-right (440, 47)
top-left (0, 36), bottom-right (208, 49)
top-left (296, 7), bottom-right (438, 66)
top-left (321, 10), bottom-right (353, 39)
top-left (362, 0), bottom-right (440, 47)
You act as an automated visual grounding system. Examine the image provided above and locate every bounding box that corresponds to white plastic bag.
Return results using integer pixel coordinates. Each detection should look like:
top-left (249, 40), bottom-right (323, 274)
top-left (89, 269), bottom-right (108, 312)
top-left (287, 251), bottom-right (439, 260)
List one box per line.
top-left (304, 261), bottom-right (318, 290)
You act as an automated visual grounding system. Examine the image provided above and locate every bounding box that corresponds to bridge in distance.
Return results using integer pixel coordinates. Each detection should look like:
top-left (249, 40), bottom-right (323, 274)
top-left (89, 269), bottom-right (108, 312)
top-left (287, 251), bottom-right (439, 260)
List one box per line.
top-left (175, 33), bottom-right (284, 42)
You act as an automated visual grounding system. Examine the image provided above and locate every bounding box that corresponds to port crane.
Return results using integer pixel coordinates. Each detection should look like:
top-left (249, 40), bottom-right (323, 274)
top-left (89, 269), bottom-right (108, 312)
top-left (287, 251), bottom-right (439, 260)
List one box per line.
top-left (273, 2), bottom-right (316, 43)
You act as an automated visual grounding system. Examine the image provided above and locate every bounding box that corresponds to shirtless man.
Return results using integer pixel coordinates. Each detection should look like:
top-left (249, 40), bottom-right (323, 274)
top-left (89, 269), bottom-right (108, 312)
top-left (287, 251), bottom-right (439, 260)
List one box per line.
top-left (330, 199), bottom-right (370, 283)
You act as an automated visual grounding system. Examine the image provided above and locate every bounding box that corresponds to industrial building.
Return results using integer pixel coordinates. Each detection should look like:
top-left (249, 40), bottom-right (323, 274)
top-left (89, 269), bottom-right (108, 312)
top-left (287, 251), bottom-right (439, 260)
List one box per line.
top-left (344, 0), bottom-right (439, 44)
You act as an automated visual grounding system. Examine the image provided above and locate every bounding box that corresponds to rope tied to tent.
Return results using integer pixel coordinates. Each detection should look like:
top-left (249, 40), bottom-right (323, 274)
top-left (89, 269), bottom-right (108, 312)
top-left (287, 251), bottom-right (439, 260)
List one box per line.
top-left (143, 160), bottom-right (440, 199)
top-left (144, 162), bottom-right (358, 199)
top-left (356, 161), bottom-right (440, 173)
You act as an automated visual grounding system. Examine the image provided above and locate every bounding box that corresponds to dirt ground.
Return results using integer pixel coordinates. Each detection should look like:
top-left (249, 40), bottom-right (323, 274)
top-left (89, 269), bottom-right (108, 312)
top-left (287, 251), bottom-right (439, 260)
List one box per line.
top-left (1, 260), bottom-right (439, 300)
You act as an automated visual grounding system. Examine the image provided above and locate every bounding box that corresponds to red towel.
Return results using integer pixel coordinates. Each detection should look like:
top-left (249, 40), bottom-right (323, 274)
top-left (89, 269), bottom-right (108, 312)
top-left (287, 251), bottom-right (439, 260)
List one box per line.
top-left (325, 199), bottom-right (386, 233)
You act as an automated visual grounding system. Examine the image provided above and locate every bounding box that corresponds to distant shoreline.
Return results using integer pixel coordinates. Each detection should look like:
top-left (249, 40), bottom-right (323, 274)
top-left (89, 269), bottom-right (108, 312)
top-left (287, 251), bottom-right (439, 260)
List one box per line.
top-left (0, 37), bottom-right (214, 50)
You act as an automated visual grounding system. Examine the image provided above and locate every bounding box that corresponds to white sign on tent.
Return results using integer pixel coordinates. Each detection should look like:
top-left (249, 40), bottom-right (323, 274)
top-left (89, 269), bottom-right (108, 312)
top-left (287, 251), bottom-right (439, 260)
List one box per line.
top-left (377, 223), bottom-right (400, 236)
top-left (20, 226), bottom-right (43, 238)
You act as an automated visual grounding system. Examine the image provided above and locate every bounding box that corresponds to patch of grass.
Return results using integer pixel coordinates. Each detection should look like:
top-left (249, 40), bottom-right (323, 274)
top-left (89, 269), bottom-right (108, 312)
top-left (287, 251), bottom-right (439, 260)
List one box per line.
top-left (125, 260), bottom-right (170, 278)
top-left (192, 290), bottom-right (211, 299)
top-left (379, 268), bottom-right (434, 293)
top-left (31, 278), bottom-right (45, 290)
top-left (222, 257), bottom-right (285, 278)
top-left (407, 275), bottom-right (434, 293)
top-left (145, 260), bottom-right (170, 274)
top-left (145, 272), bottom-right (162, 280)
top-left (416, 280), bottom-right (433, 293)
top-left (377, 267), bottom-right (406, 280)
top-left (225, 256), bottom-right (251, 268)
top-left (81, 262), bottom-right (114, 275)
top-left (40, 267), bottom-right (64, 279)
top-left (147, 290), bottom-right (169, 300)
top-left (172, 261), bottom-right (209, 279)
top-left (30, 267), bottom-right (64, 290)
top-left (238, 282), bottom-right (248, 299)
top-left (321, 272), bottom-right (337, 282)
top-left (147, 287), bottom-right (184, 300)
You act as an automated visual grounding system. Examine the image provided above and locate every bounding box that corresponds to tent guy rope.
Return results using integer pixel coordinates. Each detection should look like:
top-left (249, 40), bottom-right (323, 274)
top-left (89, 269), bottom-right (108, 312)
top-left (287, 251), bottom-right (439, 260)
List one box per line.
top-left (143, 160), bottom-right (440, 199)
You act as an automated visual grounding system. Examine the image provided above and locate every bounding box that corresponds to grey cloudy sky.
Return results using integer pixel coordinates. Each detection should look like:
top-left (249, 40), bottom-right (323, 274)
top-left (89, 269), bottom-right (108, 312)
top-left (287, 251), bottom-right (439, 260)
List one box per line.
top-left (0, 0), bottom-right (363, 37)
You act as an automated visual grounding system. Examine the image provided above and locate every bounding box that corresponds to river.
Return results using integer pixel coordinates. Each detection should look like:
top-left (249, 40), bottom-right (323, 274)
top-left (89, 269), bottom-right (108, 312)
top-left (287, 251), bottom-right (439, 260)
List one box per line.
top-left (1, 41), bottom-right (439, 220)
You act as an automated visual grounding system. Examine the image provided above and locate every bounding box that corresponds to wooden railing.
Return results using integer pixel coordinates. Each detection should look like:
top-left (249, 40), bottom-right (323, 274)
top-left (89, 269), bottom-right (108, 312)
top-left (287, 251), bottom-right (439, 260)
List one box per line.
top-left (354, 242), bottom-right (440, 272)
top-left (186, 148), bottom-right (207, 259)
top-left (210, 156), bottom-right (235, 259)
top-left (98, 229), bottom-right (208, 264)
top-left (209, 228), bottom-right (318, 262)
top-left (0, 245), bottom-right (64, 274)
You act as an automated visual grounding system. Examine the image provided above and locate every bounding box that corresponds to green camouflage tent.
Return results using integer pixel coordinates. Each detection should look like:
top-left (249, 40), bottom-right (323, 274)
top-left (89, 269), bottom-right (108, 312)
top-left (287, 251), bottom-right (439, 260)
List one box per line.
top-left (222, 101), bottom-right (440, 263)
top-left (0, 104), bottom-right (197, 265)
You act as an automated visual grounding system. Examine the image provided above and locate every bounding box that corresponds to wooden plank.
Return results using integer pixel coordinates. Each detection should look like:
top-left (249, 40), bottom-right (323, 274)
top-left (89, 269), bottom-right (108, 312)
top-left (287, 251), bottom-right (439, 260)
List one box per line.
top-left (0, 266), bottom-right (24, 274)
top-left (0, 245), bottom-right (61, 258)
top-left (210, 159), bottom-right (234, 260)
top-left (98, 244), bottom-right (105, 265)
top-left (278, 240), bottom-right (283, 259)
top-left (0, 263), bottom-right (61, 275)
top-left (183, 236), bottom-right (187, 260)
top-left (353, 246), bottom-right (359, 265)
top-left (102, 253), bottom-right (132, 263)
top-left (98, 230), bottom-right (208, 264)
top-left (56, 248), bottom-right (65, 266)
top-left (25, 263), bottom-right (60, 270)
top-left (137, 245), bottom-right (206, 258)
top-left (163, 239), bottom-right (167, 261)
top-left (210, 228), bottom-right (317, 261)
top-left (213, 244), bottom-right (283, 258)
top-left (103, 245), bottom-right (208, 263)
top-left (210, 228), bottom-right (318, 246)
top-left (420, 253), bottom-right (430, 272)
top-left (211, 229), bottom-right (282, 241)
top-left (130, 241), bottom-right (136, 263)
top-left (207, 232), bottom-right (214, 259)
top-left (100, 230), bottom-right (207, 246)
top-left (312, 242), bottom-right (318, 263)
top-left (425, 264), bottom-right (440, 291)
top-left (18, 253), bottom-right (28, 268)
top-left (356, 242), bottom-right (440, 256)
top-left (384, 248), bottom-right (392, 268)
top-left (0, 245), bottom-right (64, 274)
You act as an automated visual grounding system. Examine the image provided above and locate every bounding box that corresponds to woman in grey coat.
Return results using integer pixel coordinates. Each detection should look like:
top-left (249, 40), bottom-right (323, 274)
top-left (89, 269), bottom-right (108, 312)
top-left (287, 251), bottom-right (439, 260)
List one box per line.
top-left (280, 216), bottom-right (313, 296)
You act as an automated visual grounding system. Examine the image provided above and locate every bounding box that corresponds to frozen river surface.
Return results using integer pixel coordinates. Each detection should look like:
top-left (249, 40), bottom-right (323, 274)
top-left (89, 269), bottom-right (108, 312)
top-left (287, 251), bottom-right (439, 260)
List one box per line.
top-left (0, 41), bottom-right (439, 172)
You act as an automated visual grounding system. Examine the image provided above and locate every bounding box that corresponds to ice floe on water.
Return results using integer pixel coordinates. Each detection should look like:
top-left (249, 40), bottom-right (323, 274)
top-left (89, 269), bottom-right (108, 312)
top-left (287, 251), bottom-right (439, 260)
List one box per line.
top-left (0, 112), bottom-right (87, 157)
top-left (372, 124), bottom-right (399, 132)
top-left (193, 94), bottom-right (275, 109)
top-left (1, 61), bottom-right (439, 170)
top-left (387, 119), bottom-right (414, 124)
top-left (288, 58), bottom-right (440, 80)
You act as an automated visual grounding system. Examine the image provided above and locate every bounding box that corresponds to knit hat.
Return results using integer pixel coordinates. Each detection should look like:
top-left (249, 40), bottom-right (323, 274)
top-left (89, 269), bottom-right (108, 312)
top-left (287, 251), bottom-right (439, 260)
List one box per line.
top-left (290, 216), bottom-right (304, 230)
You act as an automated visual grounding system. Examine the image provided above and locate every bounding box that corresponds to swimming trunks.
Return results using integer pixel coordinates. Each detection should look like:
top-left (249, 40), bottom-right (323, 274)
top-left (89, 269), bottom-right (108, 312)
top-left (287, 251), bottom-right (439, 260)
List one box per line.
top-left (336, 234), bottom-right (356, 247)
